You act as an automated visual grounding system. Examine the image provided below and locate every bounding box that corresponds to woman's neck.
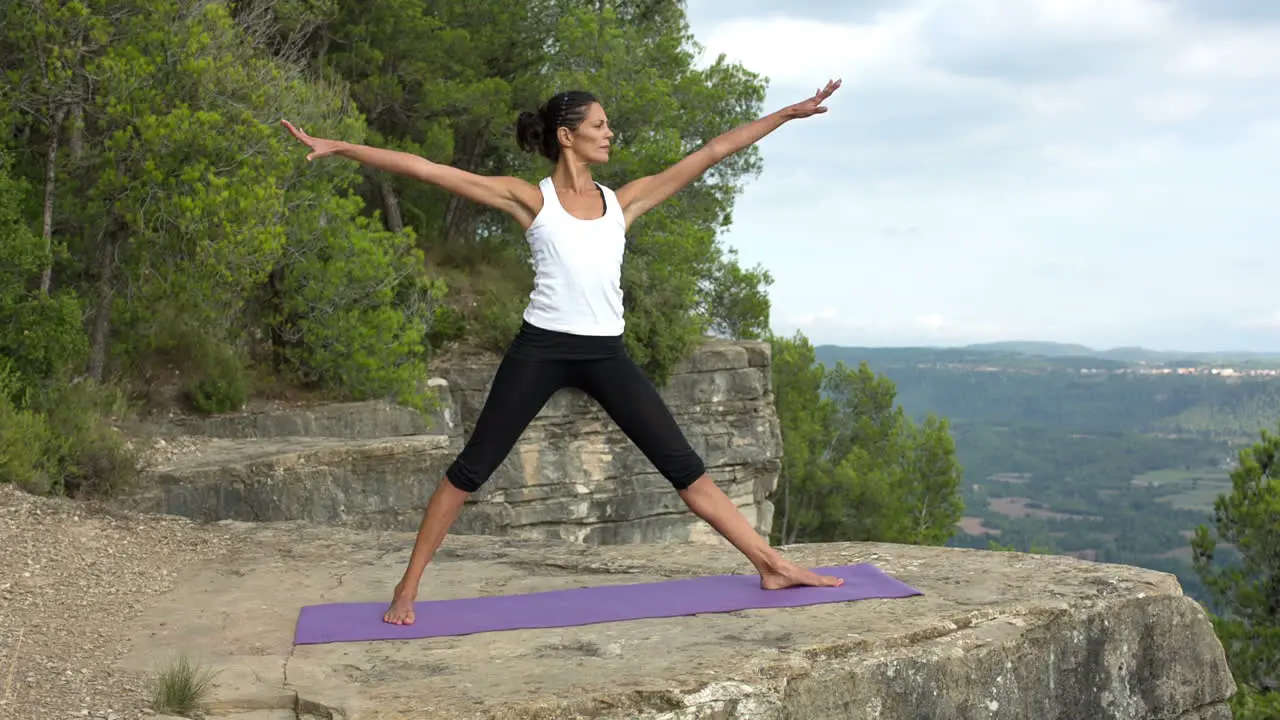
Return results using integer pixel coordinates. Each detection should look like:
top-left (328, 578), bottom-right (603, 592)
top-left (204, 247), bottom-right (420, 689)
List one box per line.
top-left (550, 159), bottom-right (595, 193)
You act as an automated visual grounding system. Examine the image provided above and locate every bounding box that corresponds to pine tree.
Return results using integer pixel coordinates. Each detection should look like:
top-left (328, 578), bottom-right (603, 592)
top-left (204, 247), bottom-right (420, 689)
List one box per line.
top-left (1191, 425), bottom-right (1280, 718)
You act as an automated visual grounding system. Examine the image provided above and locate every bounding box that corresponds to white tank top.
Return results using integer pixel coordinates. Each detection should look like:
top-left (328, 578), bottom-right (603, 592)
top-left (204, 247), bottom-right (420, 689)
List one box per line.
top-left (522, 177), bottom-right (627, 336)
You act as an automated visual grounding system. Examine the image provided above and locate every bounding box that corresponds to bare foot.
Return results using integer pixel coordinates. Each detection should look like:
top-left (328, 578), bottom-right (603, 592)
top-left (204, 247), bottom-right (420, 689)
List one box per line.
top-left (759, 557), bottom-right (844, 590)
top-left (383, 579), bottom-right (417, 625)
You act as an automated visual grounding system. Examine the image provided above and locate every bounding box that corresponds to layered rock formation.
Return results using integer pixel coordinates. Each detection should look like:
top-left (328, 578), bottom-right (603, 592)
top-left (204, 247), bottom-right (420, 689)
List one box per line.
top-left (128, 339), bottom-right (780, 544)
top-left (114, 525), bottom-right (1238, 719)
top-left (437, 339), bottom-right (779, 544)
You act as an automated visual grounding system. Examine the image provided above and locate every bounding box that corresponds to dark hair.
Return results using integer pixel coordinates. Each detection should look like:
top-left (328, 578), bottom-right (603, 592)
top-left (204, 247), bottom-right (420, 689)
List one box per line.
top-left (516, 91), bottom-right (598, 162)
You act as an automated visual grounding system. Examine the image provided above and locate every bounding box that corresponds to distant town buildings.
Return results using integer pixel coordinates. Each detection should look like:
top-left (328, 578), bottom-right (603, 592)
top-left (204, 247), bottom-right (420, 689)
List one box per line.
top-left (1085, 366), bottom-right (1280, 377)
top-left (917, 362), bottom-right (1280, 378)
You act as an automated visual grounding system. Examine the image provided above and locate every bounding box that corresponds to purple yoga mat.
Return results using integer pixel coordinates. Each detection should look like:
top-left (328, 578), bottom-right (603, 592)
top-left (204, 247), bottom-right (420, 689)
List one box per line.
top-left (293, 563), bottom-right (922, 645)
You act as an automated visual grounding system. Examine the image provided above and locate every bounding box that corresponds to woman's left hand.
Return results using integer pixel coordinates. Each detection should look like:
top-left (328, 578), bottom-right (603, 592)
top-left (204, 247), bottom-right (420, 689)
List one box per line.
top-left (784, 79), bottom-right (842, 119)
top-left (280, 119), bottom-right (345, 161)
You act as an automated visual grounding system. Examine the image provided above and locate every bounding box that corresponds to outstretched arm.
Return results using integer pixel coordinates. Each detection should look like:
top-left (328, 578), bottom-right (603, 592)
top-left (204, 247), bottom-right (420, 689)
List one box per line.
top-left (279, 120), bottom-right (542, 229)
top-left (615, 79), bottom-right (841, 228)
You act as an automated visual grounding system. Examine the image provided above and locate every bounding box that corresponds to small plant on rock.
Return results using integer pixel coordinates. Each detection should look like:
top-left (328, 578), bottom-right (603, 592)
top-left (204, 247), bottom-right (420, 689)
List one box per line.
top-left (150, 653), bottom-right (219, 716)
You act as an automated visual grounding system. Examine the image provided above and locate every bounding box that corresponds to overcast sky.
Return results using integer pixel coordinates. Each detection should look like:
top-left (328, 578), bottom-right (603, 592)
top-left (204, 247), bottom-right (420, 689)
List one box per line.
top-left (683, 0), bottom-right (1280, 352)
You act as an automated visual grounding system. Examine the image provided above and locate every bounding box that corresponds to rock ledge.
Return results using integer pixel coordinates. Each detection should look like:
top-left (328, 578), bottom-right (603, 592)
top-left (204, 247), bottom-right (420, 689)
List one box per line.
top-left (116, 527), bottom-right (1236, 720)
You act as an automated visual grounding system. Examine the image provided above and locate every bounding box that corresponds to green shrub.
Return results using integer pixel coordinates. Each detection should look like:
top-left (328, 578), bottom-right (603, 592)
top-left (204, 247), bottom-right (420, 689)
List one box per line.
top-left (150, 653), bottom-right (219, 716)
top-left (182, 339), bottom-right (249, 415)
top-left (473, 287), bottom-right (526, 354)
top-left (0, 292), bottom-right (90, 395)
top-left (1231, 685), bottom-right (1280, 720)
top-left (425, 302), bottom-right (468, 352)
top-left (21, 378), bottom-right (137, 497)
top-left (0, 362), bottom-right (54, 493)
top-left (271, 196), bottom-right (440, 412)
top-left (119, 305), bottom-right (250, 416)
top-left (0, 371), bottom-right (138, 499)
top-left (48, 385), bottom-right (135, 497)
top-left (0, 145), bottom-right (90, 401)
top-left (429, 261), bottom-right (527, 355)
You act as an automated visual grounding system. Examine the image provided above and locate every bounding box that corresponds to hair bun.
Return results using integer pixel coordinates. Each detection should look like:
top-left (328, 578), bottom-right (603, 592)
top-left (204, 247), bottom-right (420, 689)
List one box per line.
top-left (516, 110), bottom-right (545, 154)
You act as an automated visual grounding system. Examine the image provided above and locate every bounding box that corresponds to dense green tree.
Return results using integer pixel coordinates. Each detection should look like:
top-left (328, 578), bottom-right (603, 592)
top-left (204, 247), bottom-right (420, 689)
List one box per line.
top-left (770, 330), bottom-right (834, 544)
top-left (1192, 425), bottom-right (1280, 717)
top-left (770, 331), bottom-right (964, 546)
top-left (0, 147), bottom-right (129, 496)
top-left (0, 0), bottom-right (103, 294)
top-left (0, 0), bottom-right (787, 497)
top-left (1, 0), bottom-right (440, 413)
top-left (270, 0), bottom-right (774, 381)
top-left (698, 247), bottom-right (773, 340)
top-left (0, 143), bottom-right (85, 402)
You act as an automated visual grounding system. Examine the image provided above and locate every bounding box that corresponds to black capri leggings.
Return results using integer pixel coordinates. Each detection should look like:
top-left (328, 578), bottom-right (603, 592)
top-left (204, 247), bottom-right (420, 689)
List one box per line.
top-left (445, 321), bottom-right (707, 493)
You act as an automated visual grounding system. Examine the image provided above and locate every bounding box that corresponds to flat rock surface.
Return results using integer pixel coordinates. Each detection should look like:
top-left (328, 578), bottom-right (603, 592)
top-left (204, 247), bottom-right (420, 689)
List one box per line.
top-left (111, 521), bottom-right (1234, 719)
top-left (0, 484), bottom-right (1234, 720)
top-left (141, 435), bottom-right (454, 474)
top-left (0, 485), bottom-right (242, 720)
top-left (147, 397), bottom-right (459, 440)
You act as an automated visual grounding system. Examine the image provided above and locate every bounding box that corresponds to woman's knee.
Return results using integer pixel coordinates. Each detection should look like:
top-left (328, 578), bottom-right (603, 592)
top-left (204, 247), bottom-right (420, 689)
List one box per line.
top-left (445, 456), bottom-right (492, 493)
top-left (662, 452), bottom-right (707, 491)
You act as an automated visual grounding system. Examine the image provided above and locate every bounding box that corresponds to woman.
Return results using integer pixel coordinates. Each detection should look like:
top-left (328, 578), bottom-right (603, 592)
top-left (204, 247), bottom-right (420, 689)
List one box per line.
top-left (281, 78), bottom-right (844, 626)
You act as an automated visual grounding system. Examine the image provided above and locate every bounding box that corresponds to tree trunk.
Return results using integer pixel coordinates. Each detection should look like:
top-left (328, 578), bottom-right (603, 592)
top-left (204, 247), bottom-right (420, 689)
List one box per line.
top-left (594, 0), bottom-right (607, 70)
top-left (69, 102), bottom-right (83, 160)
top-left (783, 486), bottom-right (814, 543)
top-left (87, 235), bottom-right (116, 381)
top-left (380, 175), bottom-right (404, 233)
top-left (440, 130), bottom-right (492, 244)
top-left (914, 495), bottom-right (930, 544)
top-left (787, 519), bottom-right (801, 546)
top-left (779, 473), bottom-right (791, 546)
top-left (266, 262), bottom-right (296, 371)
top-left (40, 106), bottom-right (66, 295)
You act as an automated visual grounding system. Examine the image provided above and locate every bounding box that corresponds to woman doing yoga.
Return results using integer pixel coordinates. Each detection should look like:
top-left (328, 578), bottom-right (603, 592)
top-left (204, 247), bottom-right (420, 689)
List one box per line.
top-left (281, 78), bottom-right (845, 625)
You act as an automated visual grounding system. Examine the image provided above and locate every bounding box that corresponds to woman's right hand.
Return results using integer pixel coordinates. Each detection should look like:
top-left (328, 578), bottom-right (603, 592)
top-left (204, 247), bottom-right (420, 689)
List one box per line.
top-left (280, 119), bottom-right (344, 161)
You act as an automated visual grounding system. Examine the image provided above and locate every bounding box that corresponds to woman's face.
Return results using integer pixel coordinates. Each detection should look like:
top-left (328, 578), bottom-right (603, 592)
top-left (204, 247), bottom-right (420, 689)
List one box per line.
top-left (562, 102), bottom-right (614, 164)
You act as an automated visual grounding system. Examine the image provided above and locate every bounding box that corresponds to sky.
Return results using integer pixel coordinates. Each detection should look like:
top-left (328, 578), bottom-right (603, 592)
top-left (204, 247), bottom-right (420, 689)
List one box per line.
top-left (682, 0), bottom-right (1280, 352)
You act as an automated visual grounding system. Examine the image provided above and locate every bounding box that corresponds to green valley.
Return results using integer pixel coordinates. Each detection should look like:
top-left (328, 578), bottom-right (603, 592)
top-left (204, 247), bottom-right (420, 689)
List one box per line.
top-left (814, 342), bottom-right (1280, 604)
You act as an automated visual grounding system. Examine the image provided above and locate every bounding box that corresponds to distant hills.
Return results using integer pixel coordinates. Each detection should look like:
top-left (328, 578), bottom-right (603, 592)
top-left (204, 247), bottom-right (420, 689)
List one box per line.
top-left (959, 341), bottom-right (1280, 365)
top-left (814, 340), bottom-right (1280, 369)
top-left (812, 341), bottom-right (1280, 440)
top-left (807, 337), bottom-right (1279, 609)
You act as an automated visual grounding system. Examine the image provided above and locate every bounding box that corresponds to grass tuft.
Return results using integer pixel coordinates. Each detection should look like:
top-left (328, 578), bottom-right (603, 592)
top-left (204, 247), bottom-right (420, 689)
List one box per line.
top-left (150, 653), bottom-right (218, 716)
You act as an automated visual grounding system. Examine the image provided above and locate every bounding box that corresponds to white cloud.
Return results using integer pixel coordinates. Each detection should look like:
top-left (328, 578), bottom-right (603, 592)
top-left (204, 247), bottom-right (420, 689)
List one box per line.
top-left (914, 313), bottom-right (947, 331)
top-left (920, 0), bottom-right (1173, 55)
top-left (779, 310), bottom-right (1007, 346)
top-left (1020, 0), bottom-right (1172, 37)
top-left (697, 9), bottom-right (927, 86)
top-left (1236, 311), bottom-right (1280, 332)
top-left (1173, 28), bottom-right (1280, 80)
top-left (787, 306), bottom-right (841, 327)
top-left (1132, 91), bottom-right (1210, 124)
top-left (685, 0), bottom-right (1280, 352)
